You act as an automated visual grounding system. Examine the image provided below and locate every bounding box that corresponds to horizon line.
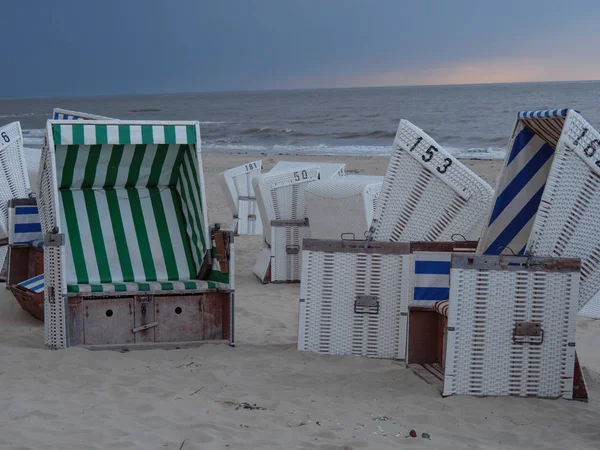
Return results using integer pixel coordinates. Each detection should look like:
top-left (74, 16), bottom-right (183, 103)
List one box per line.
top-left (2, 78), bottom-right (599, 101)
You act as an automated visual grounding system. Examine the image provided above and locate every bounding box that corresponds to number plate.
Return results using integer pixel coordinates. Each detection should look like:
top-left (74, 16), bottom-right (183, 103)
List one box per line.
top-left (270, 167), bottom-right (320, 189)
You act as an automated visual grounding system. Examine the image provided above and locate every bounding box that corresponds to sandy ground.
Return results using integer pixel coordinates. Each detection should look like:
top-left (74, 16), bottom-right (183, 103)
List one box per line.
top-left (1, 152), bottom-right (600, 449)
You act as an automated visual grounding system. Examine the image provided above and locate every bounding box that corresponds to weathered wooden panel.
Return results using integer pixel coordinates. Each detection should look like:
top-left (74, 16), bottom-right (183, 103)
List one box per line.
top-left (202, 293), bottom-right (224, 340)
top-left (83, 298), bottom-right (134, 345)
top-left (407, 309), bottom-right (441, 365)
top-left (8, 247), bottom-right (31, 285)
top-left (68, 297), bottom-right (84, 345)
top-left (154, 295), bottom-right (203, 342)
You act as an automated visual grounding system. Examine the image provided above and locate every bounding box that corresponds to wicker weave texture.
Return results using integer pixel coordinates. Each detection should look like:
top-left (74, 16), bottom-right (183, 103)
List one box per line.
top-left (218, 161), bottom-right (262, 235)
top-left (0, 122), bottom-right (31, 238)
top-left (579, 291), bottom-right (600, 318)
top-left (298, 248), bottom-right (409, 359)
top-left (306, 176), bottom-right (383, 240)
top-left (443, 263), bottom-right (578, 398)
top-left (270, 225), bottom-right (311, 282)
top-left (527, 111), bottom-right (600, 310)
top-left (372, 120), bottom-right (493, 243)
top-left (253, 165), bottom-right (320, 245)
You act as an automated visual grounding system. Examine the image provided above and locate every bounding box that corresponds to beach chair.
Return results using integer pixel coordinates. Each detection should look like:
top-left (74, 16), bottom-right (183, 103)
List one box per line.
top-left (370, 120), bottom-right (493, 242)
top-left (52, 108), bottom-right (112, 121)
top-left (252, 162), bottom-right (346, 283)
top-left (38, 120), bottom-right (234, 349)
top-left (6, 199), bottom-right (44, 320)
top-left (0, 121), bottom-right (31, 277)
top-left (298, 239), bottom-right (476, 360)
top-left (440, 254), bottom-right (581, 399)
top-left (305, 175), bottom-right (383, 240)
top-left (478, 109), bottom-right (600, 312)
top-left (218, 160), bottom-right (263, 235)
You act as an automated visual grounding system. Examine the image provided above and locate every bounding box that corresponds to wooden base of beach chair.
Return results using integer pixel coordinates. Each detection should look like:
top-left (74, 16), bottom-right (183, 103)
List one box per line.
top-left (7, 245), bottom-right (44, 320)
top-left (65, 291), bottom-right (233, 348)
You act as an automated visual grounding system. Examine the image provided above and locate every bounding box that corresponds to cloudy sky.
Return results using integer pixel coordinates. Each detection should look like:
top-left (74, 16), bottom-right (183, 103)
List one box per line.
top-left (4, 0), bottom-right (600, 97)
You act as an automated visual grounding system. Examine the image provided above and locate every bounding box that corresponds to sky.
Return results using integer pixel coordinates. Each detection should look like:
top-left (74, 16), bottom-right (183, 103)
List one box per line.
top-left (3, 0), bottom-right (600, 98)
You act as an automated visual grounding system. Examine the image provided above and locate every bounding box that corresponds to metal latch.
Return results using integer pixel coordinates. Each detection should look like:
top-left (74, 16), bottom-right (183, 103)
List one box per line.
top-left (354, 295), bottom-right (380, 315)
top-left (138, 295), bottom-right (152, 315)
top-left (286, 245), bottom-right (300, 255)
top-left (44, 232), bottom-right (64, 247)
top-left (132, 321), bottom-right (158, 333)
top-left (513, 321), bottom-right (544, 344)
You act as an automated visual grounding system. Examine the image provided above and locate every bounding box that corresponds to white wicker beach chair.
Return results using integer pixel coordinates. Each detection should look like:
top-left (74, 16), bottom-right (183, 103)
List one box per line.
top-left (370, 120), bottom-right (494, 242)
top-left (443, 254), bottom-right (579, 399)
top-left (298, 239), bottom-right (410, 359)
top-left (252, 165), bottom-right (320, 283)
top-left (305, 175), bottom-right (383, 240)
top-left (217, 160), bottom-right (262, 235)
top-left (477, 109), bottom-right (600, 313)
top-left (38, 120), bottom-right (234, 349)
top-left (0, 121), bottom-right (30, 274)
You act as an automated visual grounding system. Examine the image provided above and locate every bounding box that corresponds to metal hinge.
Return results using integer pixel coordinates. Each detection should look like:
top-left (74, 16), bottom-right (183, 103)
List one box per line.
top-left (44, 232), bottom-right (64, 247)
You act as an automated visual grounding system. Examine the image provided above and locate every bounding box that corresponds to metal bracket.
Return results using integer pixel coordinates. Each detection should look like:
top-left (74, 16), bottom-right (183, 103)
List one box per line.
top-left (137, 295), bottom-right (152, 315)
top-left (513, 321), bottom-right (544, 344)
top-left (286, 245), bottom-right (300, 255)
top-left (44, 232), bottom-right (65, 247)
top-left (132, 321), bottom-right (158, 333)
top-left (354, 295), bottom-right (380, 314)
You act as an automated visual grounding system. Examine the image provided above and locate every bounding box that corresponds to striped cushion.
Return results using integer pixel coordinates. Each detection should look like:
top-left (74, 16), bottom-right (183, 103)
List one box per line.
top-left (434, 299), bottom-right (449, 317)
top-left (18, 274), bottom-right (44, 293)
top-left (67, 280), bottom-right (217, 294)
top-left (411, 253), bottom-right (451, 307)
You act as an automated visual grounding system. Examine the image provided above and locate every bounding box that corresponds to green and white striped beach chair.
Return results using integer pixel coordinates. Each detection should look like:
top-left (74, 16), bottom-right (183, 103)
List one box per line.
top-left (38, 120), bottom-right (234, 349)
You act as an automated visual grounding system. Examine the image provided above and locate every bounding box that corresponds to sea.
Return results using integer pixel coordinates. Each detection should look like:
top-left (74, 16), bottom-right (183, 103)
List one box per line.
top-left (2, 81), bottom-right (600, 160)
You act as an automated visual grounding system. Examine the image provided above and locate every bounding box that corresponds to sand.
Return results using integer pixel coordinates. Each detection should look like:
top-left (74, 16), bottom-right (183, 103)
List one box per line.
top-left (1, 153), bottom-right (600, 450)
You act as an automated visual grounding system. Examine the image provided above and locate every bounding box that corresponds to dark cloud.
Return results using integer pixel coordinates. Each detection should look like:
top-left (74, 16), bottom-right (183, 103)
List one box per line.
top-left (2, 0), bottom-right (599, 97)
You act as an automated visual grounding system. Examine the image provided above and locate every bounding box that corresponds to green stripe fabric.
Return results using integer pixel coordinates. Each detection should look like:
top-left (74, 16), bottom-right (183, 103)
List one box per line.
top-left (52, 122), bottom-right (218, 290)
top-left (66, 280), bottom-right (214, 293)
top-left (52, 123), bottom-right (197, 145)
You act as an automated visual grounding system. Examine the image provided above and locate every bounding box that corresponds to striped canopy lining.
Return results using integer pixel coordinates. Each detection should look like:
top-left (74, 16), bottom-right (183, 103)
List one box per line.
top-left (481, 115), bottom-right (565, 255)
top-left (56, 142), bottom-right (208, 289)
top-left (411, 253), bottom-right (451, 307)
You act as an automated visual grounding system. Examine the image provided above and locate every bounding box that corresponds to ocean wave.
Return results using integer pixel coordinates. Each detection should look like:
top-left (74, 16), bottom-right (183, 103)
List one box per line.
top-left (334, 130), bottom-right (395, 139)
top-left (21, 128), bottom-right (507, 160)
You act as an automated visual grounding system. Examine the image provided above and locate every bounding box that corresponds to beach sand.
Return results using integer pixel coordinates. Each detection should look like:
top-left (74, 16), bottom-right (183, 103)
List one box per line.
top-left (1, 153), bottom-right (599, 449)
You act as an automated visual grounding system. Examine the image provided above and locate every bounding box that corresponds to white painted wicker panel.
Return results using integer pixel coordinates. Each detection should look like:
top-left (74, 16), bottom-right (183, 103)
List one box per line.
top-left (252, 245), bottom-right (271, 282)
top-left (253, 165), bottom-right (320, 245)
top-left (579, 291), bottom-right (600, 318)
top-left (38, 124), bottom-right (68, 348)
top-left (527, 112), bottom-right (600, 310)
top-left (270, 225), bottom-right (311, 282)
top-left (237, 198), bottom-right (262, 236)
top-left (0, 122), bottom-right (30, 239)
top-left (271, 161), bottom-right (345, 179)
top-left (306, 176), bottom-right (383, 240)
top-left (443, 265), bottom-right (578, 398)
top-left (371, 120), bottom-right (493, 242)
top-left (0, 245), bottom-right (7, 274)
top-left (298, 249), bottom-right (409, 359)
top-left (217, 160), bottom-right (261, 216)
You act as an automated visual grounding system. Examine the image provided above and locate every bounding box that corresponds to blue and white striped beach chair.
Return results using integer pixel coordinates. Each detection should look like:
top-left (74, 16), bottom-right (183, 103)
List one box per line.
top-left (478, 109), bottom-right (600, 314)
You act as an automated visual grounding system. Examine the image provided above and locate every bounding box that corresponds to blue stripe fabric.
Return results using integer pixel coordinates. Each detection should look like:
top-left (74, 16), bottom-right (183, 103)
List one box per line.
top-left (484, 185), bottom-right (545, 255)
top-left (506, 126), bottom-right (535, 166)
top-left (15, 223), bottom-right (42, 233)
top-left (415, 260), bottom-right (451, 274)
top-left (15, 207), bottom-right (39, 215)
top-left (488, 142), bottom-right (554, 224)
top-left (19, 274), bottom-right (45, 293)
top-left (414, 287), bottom-right (450, 301)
